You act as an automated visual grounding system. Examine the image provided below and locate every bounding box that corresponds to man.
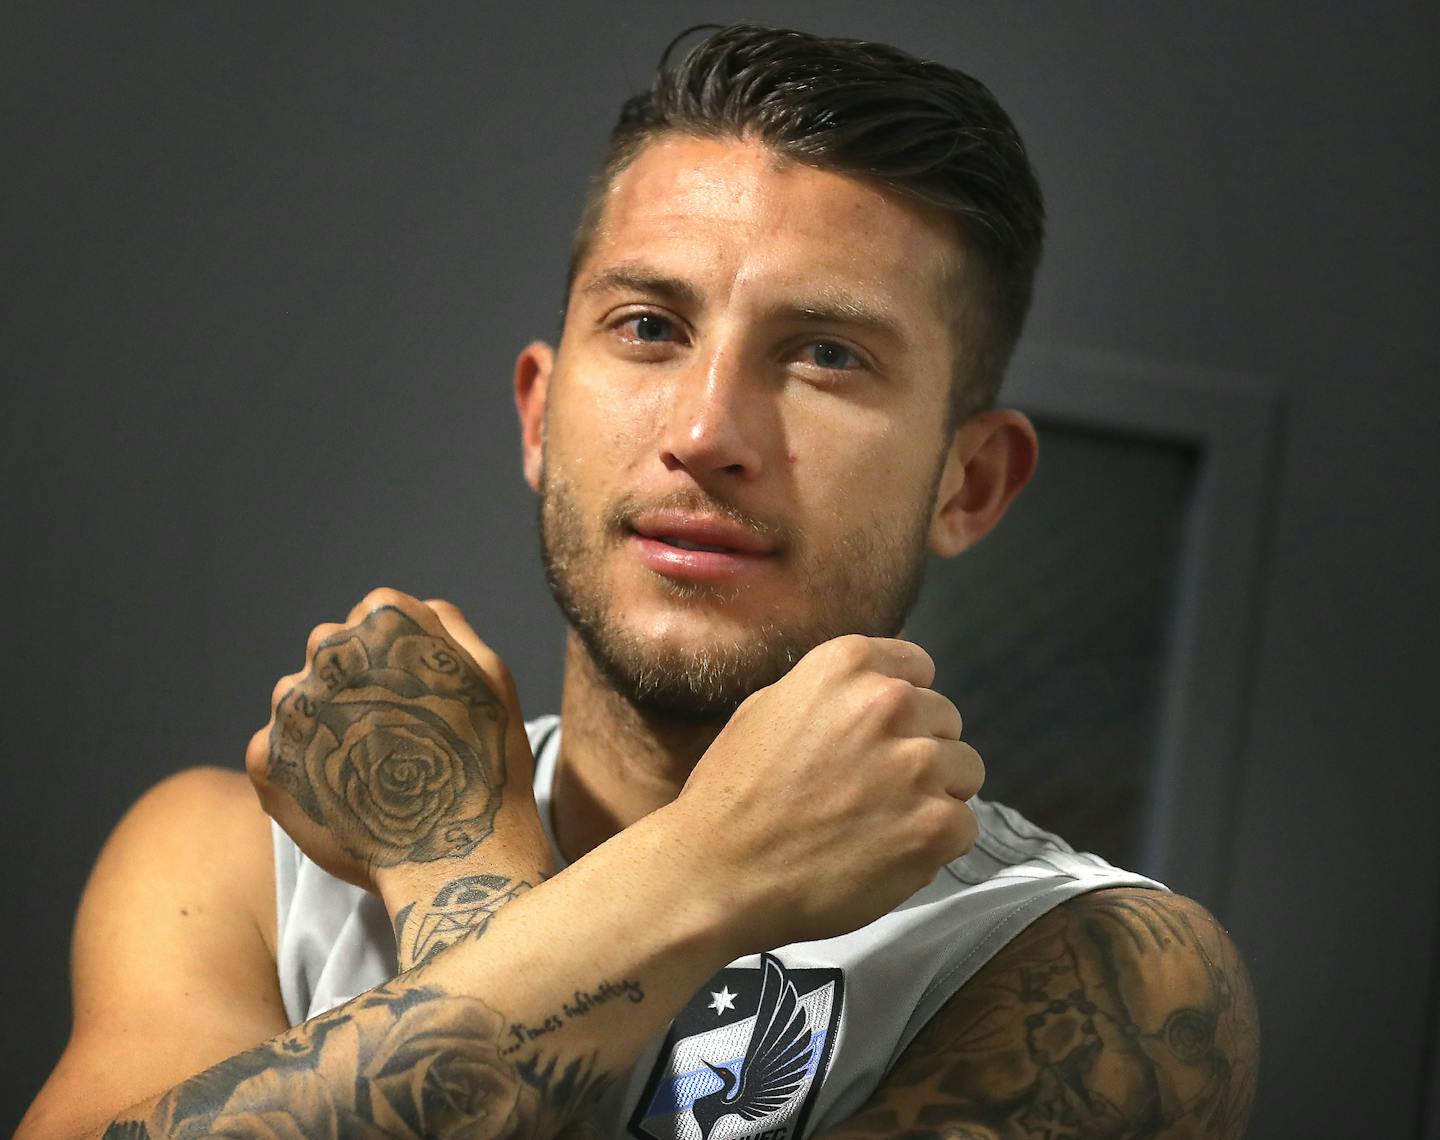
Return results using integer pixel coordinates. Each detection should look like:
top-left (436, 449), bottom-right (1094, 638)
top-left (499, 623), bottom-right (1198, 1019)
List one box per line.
top-left (20, 24), bottom-right (1258, 1140)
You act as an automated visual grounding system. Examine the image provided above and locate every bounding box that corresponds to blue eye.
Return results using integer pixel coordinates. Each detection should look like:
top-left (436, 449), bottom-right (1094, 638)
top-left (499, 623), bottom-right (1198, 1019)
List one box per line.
top-left (627, 314), bottom-right (675, 342)
top-left (807, 341), bottom-right (857, 370)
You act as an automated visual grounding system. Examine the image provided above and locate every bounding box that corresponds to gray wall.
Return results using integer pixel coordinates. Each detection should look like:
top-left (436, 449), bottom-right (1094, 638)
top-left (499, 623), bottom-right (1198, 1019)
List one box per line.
top-left (4, 3), bottom-right (1437, 1136)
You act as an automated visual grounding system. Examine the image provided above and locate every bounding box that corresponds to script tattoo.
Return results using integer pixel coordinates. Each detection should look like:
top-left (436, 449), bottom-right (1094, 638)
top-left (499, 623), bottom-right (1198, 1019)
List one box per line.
top-left (823, 889), bottom-right (1258, 1140)
top-left (393, 873), bottom-right (532, 969)
top-left (104, 970), bottom-right (630, 1139)
top-left (266, 606), bottom-right (508, 866)
top-left (504, 978), bottom-right (646, 1055)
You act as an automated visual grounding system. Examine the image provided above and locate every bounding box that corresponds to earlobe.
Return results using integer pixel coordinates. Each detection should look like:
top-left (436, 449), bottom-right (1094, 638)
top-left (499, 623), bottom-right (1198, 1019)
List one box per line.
top-left (929, 409), bottom-right (1039, 558)
top-left (514, 341), bottom-right (554, 493)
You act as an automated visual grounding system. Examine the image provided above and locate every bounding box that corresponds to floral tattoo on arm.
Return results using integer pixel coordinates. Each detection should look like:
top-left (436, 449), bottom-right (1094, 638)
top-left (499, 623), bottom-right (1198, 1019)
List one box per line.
top-left (102, 967), bottom-right (631, 1140)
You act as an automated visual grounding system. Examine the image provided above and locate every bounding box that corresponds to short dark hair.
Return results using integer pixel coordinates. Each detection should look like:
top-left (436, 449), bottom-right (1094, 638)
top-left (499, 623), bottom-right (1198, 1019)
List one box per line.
top-left (567, 23), bottom-right (1046, 424)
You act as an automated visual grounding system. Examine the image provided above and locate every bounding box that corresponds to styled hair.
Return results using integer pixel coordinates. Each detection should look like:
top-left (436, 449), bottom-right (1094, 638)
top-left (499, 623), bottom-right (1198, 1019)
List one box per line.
top-left (568, 23), bottom-right (1046, 423)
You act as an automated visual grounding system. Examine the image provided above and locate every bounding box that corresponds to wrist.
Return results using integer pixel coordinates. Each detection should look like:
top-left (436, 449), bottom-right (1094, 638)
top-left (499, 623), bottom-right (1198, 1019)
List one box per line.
top-left (376, 836), bottom-right (554, 904)
top-left (377, 849), bottom-right (553, 971)
top-left (620, 801), bottom-right (760, 964)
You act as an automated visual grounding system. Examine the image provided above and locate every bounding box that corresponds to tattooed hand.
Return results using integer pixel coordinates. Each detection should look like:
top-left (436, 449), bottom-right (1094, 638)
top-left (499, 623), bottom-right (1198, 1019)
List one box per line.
top-left (247, 589), bottom-right (551, 901)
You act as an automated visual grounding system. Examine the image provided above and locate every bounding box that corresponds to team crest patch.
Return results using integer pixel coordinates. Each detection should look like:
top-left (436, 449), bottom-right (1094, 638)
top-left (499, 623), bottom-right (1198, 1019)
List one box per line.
top-left (629, 953), bottom-right (844, 1140)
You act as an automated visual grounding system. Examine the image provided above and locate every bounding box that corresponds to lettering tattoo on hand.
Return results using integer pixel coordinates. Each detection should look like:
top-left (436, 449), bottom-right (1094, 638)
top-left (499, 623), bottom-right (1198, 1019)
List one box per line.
top-left (102, 970), bottom-right (638, 1140)
top-left (267, 606), bottom-right (509, 866)
top-left (393, 873), bottom-right (532, 969)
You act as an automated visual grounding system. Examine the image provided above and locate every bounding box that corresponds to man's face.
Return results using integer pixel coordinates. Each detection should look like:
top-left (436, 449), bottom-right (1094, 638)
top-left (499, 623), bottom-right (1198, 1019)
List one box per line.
top-left (529, 135), bottom-right (967, 720)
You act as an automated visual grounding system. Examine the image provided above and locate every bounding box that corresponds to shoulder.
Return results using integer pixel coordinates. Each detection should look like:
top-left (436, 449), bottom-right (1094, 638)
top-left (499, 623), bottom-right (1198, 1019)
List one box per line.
top-left (114, 763), bottom-right (266, 829)
top-left (19, 769), bottom-right (287, 1139)
top-left (103, 765), bottom-right (272, 867)
top-left (823, 888), bottom-right (1259, 1139)
top-left (84, 766), bottom-right (279, 958)
top-left (983, 887), bottom-right (1257, 1064)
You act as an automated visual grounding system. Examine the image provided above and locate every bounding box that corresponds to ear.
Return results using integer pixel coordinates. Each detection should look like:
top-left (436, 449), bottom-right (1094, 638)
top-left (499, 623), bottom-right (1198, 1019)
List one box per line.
top-left (514, 340), bottom-right (554, 492)
top-left (928, 409), bottom-right (1039, 558)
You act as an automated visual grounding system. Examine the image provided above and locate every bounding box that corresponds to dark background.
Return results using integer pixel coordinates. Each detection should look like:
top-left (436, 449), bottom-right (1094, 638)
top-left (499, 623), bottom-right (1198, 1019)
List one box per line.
top-left (4, 3), bottom-right (1438, 1136)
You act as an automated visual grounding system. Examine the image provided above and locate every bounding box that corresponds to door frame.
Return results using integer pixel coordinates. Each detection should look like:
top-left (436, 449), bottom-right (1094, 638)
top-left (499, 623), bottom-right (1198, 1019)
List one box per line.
top-left (1002, 342), bottom-right (1282, 906)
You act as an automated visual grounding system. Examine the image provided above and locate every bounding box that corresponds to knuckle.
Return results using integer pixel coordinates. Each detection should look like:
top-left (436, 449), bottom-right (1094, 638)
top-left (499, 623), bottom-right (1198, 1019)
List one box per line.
top-left (904, 734), bottom-right (938, 777)
top-left (244, 727), bottom-right (272, 780)
top-left (305, 622), bottom-right (343, 657)
top-left (961, 745), bottom-right (986, 798)
top-left (911, 798), bottom-right (955, 855)
top-left (269, 672), bottom-right (297, 709)
top-left (819, 633), bottom-right (869, 671)
top-left (939, 694), bottom-right (964, 738)
top-left (894, 736), bottom-right (933, 784)
top-left (865, 676), bottom-right (913, 722)
top-left (357, 585), bottom-right (412, 615)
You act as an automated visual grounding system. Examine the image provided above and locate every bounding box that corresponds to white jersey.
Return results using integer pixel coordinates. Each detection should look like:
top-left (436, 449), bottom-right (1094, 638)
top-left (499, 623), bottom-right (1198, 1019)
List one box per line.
top-left (273, 715), bottom-right (1165, 1140)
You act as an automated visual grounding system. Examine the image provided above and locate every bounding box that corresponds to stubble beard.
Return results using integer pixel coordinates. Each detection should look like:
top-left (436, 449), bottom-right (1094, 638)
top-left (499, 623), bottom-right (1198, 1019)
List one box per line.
top-left (537, 456), bottom-right (943, 725)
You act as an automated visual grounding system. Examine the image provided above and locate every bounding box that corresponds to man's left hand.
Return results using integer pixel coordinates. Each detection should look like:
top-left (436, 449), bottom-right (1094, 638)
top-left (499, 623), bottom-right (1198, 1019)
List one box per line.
top-left (245, 588), bottom-right (551, 907)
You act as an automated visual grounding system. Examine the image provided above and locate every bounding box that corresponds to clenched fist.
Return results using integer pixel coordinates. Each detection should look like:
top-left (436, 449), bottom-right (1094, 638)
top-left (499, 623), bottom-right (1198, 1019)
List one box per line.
top-left (661, 634), bottom-right (984, 952)
top-left (246, 588), bottom-right (550, 899)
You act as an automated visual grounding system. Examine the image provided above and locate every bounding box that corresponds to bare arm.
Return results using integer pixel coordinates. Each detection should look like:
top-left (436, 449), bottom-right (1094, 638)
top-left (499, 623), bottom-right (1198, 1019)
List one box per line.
top-left (16, 768), bottom-right (292, 1139)
top-left (18, 764), bottom-right (735, 1140)
top-left (816, 888), bottom-right (1259, 1139)
top-left (22, 591), bottom-right (726, 1140)
top-left (23, 590), bottom-right (983, 1140)
top-left (94, 804), bottom-right (737, 1140)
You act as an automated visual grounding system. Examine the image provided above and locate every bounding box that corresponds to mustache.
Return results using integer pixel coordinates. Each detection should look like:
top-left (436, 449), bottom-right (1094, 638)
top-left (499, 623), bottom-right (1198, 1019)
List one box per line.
top-left (605, 489), bottom-right (789, 549)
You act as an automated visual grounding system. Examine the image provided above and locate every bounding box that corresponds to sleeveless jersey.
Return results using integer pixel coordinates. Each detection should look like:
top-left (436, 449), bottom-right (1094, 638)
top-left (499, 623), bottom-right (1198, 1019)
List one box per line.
top-left (273, 715), bottom-right (1166, 1140)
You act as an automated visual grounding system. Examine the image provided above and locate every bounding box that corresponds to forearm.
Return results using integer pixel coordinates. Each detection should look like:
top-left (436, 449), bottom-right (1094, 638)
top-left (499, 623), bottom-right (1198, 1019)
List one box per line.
top-left (388, 863), bottom-right (547, 972)
top-left (101, 808), bottom-right (736, 1140)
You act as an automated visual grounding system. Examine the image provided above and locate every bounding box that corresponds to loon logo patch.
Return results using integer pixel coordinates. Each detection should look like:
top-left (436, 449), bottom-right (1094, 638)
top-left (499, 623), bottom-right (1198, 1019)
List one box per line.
top-left (629, 954), bottom-right (843, 1140)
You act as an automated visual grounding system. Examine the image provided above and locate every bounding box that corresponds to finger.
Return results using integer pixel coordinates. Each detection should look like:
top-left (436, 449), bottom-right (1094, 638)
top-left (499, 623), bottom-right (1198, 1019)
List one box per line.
top-left (305, 621), bottom-right (347, 664)
top-left (912, 687), bottom-right (964, 741)
top-left (936, 739), bottom-right (985, 801)
top-left (244, 725), bottom-right (270, 781)
top-left (423, 598), bottom-right (512, 690)
top-left (344, 585), bottom-right (423, 627)
top-left (270, 670), bottom-right (304, 713)
top-left (864, 637), bottom-right (936, 689)
top-left (943, 800), bottom-right (981, 861)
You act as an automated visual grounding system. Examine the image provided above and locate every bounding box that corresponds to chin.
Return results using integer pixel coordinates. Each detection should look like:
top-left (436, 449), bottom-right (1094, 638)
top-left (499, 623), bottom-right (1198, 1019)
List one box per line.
top-left (579, 607), bottom-right (812, 723)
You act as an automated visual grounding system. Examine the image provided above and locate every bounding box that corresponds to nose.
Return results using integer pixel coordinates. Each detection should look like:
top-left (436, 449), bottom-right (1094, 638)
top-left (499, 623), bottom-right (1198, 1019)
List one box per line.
top-left (659, 347), bottom-right (767, 481)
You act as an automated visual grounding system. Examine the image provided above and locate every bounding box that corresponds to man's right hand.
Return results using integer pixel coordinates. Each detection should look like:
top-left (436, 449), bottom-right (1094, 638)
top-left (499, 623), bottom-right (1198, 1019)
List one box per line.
top-left (664, 634), bottom-right (983, 951)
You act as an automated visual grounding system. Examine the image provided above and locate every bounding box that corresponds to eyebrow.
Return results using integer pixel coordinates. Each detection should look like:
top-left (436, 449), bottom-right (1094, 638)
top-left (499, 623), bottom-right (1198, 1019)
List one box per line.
top-left (578, 262), bottom-right (908, 345)
top-left (578, 265), bottom-right (702, 309)
top-left (778, 294), bottom-right (905, 344)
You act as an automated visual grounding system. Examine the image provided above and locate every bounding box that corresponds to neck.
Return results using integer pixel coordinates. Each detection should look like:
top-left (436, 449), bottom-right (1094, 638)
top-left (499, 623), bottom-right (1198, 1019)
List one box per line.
top-left (552, 632), bottom-right (726, 863)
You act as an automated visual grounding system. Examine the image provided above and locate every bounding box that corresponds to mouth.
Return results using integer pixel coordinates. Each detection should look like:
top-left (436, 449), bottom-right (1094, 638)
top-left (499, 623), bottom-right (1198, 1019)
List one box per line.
top-left (649, 535), bottom-right (742, 553)
top-left (624, 511), bottom-right (779, 583)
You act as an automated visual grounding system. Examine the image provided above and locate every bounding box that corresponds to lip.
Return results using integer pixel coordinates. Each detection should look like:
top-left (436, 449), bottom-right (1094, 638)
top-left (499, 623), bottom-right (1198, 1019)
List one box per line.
top-left (625, 511), bottom-right (779, 583)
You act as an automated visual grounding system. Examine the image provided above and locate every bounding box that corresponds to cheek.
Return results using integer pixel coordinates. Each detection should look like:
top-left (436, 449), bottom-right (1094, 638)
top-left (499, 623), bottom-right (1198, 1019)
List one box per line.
top-left (790, 416), bottom-right (931, 500)
top-left (550, 368), bottom-right (665, 466)
top-left (788, 433), bottom-right (944, 555)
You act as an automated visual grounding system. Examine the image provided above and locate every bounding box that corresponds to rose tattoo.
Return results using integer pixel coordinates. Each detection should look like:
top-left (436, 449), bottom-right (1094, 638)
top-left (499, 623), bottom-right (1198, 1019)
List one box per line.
top-left (267, 606), bottom-right (508, 866)
top-left (140, 982), bottom-right (545, 1140)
